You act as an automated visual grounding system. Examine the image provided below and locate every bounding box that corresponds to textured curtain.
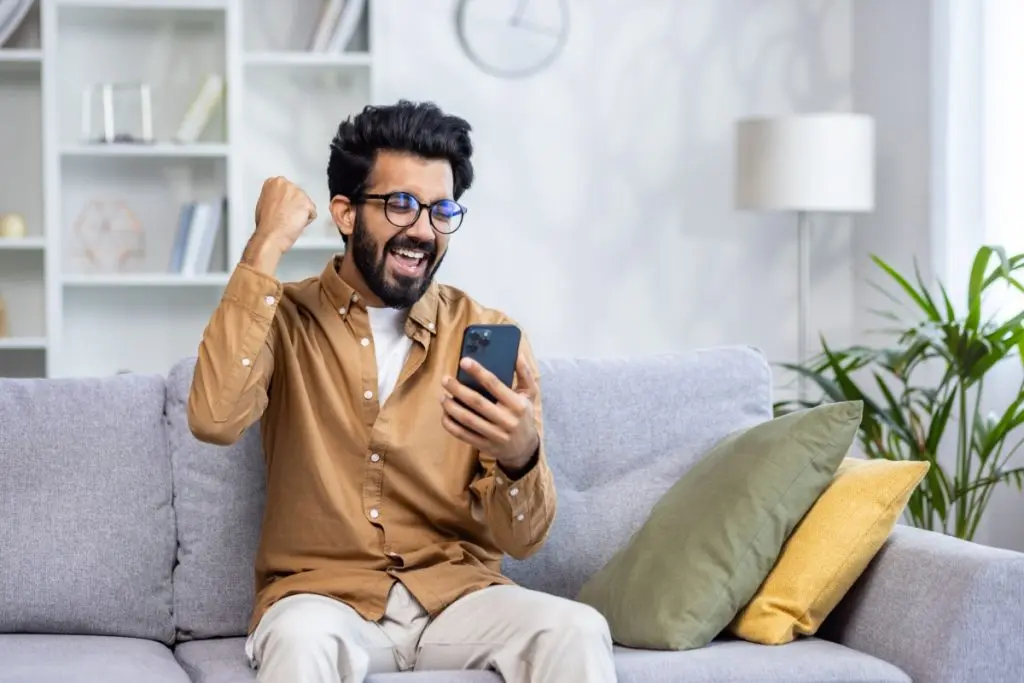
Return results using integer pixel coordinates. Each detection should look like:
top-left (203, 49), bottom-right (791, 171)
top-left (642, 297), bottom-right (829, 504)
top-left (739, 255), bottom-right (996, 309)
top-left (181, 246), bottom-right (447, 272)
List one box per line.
top-left (933, 0), bottom-right (1024, 548)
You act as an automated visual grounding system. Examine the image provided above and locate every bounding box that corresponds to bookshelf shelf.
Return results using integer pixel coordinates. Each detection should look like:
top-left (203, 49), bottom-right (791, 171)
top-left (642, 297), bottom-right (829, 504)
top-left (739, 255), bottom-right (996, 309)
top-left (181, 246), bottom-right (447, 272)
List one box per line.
top-left (0, 336), bottom-right (48, 350)
top-left (62, 273), bottom-right (229, 287)
top-left (55, 0), bottom-right (228, 10)
top-left (0, 236), bottom-right (46, 250)
top-left (60, 143), bottom-right (230, 158)
top-left (5, 0), bottom-right (374, 378)
top-left (293, 236), bottom-right (344, 251)
top-left (0, 48), bottom-right (42, 71)
top-left (244, 51), bottom-right (372, 68)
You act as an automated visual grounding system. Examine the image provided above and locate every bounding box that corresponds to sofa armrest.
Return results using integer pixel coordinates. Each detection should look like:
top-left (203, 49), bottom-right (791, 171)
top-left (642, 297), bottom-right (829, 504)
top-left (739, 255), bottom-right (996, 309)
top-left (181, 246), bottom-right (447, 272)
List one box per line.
top-left (820, 524), bottom-right (1024, 683)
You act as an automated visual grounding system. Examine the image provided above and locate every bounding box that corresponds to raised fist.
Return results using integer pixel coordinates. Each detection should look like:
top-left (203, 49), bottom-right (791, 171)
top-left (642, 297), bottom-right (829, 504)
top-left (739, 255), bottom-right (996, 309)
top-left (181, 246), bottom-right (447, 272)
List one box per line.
top-left (252, 176), bottom-right (317, 252)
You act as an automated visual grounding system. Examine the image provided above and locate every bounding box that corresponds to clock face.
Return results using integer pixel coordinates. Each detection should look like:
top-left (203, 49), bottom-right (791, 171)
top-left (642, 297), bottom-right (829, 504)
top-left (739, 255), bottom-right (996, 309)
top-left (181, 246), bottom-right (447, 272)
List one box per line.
top-left (455, 0), bottom-right (570, 79)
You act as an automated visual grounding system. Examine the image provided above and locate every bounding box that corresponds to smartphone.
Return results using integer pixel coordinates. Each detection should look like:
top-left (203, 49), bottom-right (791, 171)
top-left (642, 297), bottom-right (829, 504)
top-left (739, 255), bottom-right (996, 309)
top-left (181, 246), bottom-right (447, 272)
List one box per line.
top-left (456, 323), bottom-right (522, 404)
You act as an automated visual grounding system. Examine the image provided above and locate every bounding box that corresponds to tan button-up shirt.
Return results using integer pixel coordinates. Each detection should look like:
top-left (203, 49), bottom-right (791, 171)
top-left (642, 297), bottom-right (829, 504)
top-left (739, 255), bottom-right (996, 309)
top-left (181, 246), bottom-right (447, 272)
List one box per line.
top-left (187, 257), bottom-right (557, 633)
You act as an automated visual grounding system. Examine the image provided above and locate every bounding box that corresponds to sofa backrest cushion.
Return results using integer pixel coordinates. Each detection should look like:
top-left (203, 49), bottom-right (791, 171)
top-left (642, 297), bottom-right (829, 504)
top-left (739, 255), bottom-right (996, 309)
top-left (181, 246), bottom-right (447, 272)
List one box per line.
top-left (0, 374), bottom-right (176, 644)
top-left (166, 360), bottom-right (266, 640)
top-left (500, 345), bottom-right (774, 598)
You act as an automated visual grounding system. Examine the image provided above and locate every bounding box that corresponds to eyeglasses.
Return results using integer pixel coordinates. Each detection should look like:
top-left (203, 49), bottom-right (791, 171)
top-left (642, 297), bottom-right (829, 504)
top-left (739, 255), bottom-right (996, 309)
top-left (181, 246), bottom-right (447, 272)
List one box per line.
top-left (357, 192), bottom-right (467, 234)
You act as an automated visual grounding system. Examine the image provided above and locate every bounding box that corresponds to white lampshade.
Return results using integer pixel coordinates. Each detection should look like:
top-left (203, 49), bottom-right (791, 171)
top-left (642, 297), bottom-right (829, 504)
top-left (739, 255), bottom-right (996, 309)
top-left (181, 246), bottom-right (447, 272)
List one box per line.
top-left (734, 113), bottom-right (875, 213)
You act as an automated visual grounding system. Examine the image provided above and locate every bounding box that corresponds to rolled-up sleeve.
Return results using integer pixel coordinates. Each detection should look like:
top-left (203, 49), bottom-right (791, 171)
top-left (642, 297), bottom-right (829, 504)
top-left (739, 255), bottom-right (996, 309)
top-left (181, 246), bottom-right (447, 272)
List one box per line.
top-left (188, 263), bottom-right (282, 446)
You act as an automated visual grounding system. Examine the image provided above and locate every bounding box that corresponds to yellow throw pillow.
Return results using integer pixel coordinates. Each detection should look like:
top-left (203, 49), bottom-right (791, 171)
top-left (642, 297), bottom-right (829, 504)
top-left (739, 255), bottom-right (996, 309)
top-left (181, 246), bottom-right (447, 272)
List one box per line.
top-left (728, 456), bottom-right (929, 645)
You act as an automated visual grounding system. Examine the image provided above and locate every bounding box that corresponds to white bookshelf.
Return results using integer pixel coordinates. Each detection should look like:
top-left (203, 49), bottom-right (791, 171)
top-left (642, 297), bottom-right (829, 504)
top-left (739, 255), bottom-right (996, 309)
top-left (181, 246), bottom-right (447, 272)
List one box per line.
top-left (0, 0), bottom-right (368, 378)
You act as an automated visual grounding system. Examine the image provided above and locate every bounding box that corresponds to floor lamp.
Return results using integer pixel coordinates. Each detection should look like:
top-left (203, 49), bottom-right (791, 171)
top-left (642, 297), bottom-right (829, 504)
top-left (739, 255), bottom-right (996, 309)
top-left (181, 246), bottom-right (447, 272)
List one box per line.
top-left (734, 113), bottom-right (875, 402)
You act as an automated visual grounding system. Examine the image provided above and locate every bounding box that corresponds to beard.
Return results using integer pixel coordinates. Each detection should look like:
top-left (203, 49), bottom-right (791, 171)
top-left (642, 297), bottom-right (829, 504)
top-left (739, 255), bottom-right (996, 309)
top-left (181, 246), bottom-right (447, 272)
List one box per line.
top-left (349, 210), bottom-right (444, 309)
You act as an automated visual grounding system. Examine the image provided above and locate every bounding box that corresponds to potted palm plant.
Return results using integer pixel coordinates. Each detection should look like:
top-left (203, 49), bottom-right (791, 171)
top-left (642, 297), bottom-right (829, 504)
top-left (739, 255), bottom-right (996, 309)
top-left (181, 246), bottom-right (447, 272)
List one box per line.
top-left (775, 245), bottom-right (1024, 541)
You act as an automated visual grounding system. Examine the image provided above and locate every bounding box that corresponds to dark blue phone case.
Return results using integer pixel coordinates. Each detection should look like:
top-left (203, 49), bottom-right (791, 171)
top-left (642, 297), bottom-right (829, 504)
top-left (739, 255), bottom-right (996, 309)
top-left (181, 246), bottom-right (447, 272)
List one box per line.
top-left (456, 323), bottom-right (522, 403)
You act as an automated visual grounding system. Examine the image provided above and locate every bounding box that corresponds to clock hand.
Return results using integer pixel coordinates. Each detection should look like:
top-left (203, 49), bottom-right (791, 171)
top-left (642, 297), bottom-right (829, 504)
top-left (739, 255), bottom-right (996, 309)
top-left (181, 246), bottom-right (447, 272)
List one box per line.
top-left (509, 0), bottom-right (530, 26)
top-left (508, 16), bottom-right (562, 38)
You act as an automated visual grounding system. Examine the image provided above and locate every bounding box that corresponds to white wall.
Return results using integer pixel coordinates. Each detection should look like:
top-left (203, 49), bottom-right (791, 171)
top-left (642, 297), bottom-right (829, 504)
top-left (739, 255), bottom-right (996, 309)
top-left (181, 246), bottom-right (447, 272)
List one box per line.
top-left (372, 0), bottom-right (855, 398)
top-left (850, 0), bottom-right (933, 336)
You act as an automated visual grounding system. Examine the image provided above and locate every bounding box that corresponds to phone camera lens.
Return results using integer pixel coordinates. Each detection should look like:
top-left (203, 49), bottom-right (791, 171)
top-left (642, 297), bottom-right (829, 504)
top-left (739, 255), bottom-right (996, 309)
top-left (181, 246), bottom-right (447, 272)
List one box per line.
top-left (479, 337), bottom-right (491, 347)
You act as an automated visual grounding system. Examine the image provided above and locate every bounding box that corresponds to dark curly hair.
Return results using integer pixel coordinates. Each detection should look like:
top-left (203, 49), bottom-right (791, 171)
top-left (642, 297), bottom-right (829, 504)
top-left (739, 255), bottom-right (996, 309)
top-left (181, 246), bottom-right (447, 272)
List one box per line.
top-left (327, 100), bottom-right (474, 242)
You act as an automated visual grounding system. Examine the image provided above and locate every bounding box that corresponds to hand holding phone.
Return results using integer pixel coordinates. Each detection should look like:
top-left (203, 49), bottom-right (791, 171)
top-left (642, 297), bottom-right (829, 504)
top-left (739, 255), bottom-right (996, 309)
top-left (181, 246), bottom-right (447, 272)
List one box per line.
top-left (440, 324), bottom-right (540, 472)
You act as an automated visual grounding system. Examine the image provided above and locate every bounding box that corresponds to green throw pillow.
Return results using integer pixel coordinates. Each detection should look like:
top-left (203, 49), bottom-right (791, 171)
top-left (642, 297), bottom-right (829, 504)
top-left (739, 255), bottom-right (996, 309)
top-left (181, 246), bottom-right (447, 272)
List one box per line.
top-left (576, 400), bottom-right (863, 651)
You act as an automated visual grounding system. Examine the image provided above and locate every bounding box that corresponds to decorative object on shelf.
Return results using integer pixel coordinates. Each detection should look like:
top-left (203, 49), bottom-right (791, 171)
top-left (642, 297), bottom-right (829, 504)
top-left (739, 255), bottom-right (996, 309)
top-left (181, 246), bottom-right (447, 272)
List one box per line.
top-left (455, 0), bottom-right (570, 79)
top-left (774, 244), bottom-right (1024, 542)
top-left (308, 0), bottom-right (366, 52)
top-left (80, 83), bottom-right (154, 145)
top-left (734, 113), bottom-right (876, 401)
top-left (72, 200), bottom-right (146, 272)
top-left (0, 292), bottom-right (7, 337)
top-left (0, 0), bottom-right (34, 48)
top-left (174, 74), bottom-right (224, 144)
top-left (0, 212), bottom-right (26, 239)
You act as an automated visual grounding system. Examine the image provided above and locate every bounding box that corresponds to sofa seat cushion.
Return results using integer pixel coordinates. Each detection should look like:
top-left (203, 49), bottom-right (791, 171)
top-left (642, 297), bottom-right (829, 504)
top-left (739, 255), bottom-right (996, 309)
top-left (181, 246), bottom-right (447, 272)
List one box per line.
top-left (174, 638), bottom-right (502, 683)
top-left (614, 637), bottom-right (910, 683)
top-left (173, 635), bottom-right (906, 683)
top-left (0, 634), bottom-right (190, 683)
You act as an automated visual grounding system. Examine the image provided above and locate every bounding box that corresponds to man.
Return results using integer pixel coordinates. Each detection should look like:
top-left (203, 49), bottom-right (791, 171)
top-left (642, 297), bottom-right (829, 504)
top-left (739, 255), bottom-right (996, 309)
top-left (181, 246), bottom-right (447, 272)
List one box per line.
top-left (187, 100), bottom-right (617, 683)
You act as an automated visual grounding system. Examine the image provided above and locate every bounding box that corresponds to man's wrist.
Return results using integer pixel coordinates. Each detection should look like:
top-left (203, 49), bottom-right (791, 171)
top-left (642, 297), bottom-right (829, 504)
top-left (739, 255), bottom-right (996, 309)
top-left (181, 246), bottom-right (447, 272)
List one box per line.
top-left (498, 443), bottom-right (540, 481)
top-left (241, 234), bottom-right (285, 276)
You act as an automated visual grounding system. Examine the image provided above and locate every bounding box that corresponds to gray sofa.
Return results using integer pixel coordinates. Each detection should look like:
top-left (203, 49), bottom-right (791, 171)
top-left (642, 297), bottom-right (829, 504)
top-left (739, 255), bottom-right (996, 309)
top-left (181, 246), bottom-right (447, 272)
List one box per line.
top-left (1, 345), bottom-right (1023, 683)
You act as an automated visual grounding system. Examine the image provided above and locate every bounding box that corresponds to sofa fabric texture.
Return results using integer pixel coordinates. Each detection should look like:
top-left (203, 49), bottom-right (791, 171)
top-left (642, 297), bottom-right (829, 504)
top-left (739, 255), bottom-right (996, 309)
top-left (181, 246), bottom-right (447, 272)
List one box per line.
top-left (1, 344), bottom-right (1022, 682)
top-left (165, 362), bottom-right (267, 641)
top-left (0, 374), bottom-right (177, 645)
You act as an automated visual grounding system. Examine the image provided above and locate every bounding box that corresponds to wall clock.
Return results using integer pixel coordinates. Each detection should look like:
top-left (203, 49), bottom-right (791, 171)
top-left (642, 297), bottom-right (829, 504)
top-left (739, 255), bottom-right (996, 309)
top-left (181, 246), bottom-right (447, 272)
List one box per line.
top-left (455, 0), bottom-right (570, 79)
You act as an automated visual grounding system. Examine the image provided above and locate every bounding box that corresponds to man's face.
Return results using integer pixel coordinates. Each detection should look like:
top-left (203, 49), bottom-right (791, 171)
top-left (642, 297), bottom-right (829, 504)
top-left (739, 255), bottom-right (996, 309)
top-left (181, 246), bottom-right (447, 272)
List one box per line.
top-left (347, 151), bottom-right (455, 308)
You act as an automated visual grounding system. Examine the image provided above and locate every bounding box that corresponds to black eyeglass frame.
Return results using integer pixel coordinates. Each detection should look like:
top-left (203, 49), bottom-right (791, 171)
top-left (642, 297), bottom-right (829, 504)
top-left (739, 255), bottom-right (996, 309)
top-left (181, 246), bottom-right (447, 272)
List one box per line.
top-left (355, 192), bottom-right (468, 235)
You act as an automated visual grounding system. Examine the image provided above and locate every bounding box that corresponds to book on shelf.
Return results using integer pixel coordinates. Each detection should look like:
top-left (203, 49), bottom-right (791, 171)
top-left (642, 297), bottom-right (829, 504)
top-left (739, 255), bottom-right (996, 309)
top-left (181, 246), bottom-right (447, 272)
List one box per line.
top-left (169, 198), bottom-right (225, 275)
top-left (308, 0), bottom-right (365, 52)
top-left (173, 74), bottom-right (224, 145)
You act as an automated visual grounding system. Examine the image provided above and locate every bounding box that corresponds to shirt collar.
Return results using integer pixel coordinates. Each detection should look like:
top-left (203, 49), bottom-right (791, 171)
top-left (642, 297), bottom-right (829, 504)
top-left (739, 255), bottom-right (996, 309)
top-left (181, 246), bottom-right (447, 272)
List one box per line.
top-left (320, 255), bottom-right (439, 335)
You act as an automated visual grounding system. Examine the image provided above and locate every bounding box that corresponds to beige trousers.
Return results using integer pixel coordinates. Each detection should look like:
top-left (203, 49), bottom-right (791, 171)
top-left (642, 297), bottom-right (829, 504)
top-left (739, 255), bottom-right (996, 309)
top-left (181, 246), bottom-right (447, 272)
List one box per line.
top-left (245, 581), bottom-right (617, 683)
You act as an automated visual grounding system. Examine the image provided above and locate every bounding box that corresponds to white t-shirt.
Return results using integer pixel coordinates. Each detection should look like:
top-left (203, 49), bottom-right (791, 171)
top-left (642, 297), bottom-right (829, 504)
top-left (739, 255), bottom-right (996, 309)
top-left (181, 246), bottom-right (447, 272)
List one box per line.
top-left (367, 306), bottom-right (414, 405)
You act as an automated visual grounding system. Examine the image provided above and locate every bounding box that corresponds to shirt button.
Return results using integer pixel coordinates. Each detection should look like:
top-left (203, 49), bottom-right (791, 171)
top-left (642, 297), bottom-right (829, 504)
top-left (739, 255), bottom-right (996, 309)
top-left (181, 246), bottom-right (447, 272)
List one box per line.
top-left (516, 513), bottom-right (525, 522)
top-left (495, 477), bottom-right (503, 486)
top-left (352, 294), bottom-right (359, 302)
top-left (509, 487), bottom-right (519, 497)
top-left (241, 358), bottom-right (251, 367)
top-left (364, 390), bottom-right (373, 400)
top-left (264, 295), bottom-right (275, 306)
top-left (369, 508), bottom-right (379, 519)
top-left (360, 337), bottom-right (370, 347)
top-left (427, 322), bottom-right (435, 331)
top-left (338, 307), bottom-right (346, 315)
top-left (370, 453), bottom-right (381, 463)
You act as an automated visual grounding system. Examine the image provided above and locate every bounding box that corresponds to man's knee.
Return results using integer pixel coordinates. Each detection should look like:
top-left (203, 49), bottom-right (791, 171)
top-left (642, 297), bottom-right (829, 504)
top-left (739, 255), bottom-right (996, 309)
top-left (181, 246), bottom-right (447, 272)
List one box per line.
top-left (510, 591), bottom-right (612, 647)
top-left (253, 595), bottom-right (366, 665)
top-left (548, 599), bottom-right (612, 645)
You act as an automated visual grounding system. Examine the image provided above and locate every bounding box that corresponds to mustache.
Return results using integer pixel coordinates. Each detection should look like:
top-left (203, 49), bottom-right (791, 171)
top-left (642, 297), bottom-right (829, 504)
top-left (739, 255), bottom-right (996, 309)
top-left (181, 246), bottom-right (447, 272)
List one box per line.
top-left (386, 234), bottom-right (436, 258)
